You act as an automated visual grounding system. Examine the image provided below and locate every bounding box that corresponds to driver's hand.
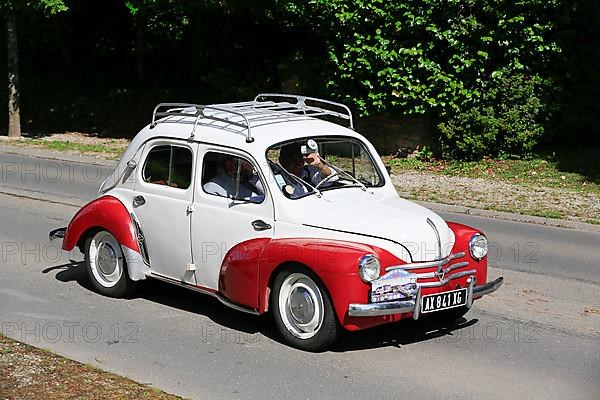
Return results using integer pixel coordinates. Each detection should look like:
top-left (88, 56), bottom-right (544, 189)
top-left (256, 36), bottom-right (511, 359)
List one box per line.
top-left (304, 152), bottom-right (323, 168)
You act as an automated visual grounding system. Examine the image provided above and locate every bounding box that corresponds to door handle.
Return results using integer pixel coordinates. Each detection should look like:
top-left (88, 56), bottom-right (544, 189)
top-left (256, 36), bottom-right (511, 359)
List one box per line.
top-left (133, 195), bottom-right (146, 207)
top-left (251, 220), bottom-right (271, 231)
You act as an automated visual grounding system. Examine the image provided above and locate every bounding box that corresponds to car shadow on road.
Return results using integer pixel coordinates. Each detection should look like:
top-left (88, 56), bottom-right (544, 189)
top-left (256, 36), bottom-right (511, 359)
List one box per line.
top-left (135, 278), bottom-right (278, 338)
top-left (42, 260), bottom-right (95, 291)
top-left (43, 261), bottom-right (278, 339)
top-left (44, 261), bottom-right (479, 352)
top-left (332, 317), bottom-right (478, 352)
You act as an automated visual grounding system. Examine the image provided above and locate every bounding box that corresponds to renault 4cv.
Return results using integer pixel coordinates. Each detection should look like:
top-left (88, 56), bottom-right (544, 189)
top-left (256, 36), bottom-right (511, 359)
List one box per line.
top-left (50, 94), bottom-right (503, 351)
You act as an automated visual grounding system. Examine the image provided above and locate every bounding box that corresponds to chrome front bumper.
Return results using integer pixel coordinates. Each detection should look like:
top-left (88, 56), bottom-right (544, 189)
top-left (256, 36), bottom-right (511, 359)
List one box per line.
top-left (348, 276), bottom-right (503, 319)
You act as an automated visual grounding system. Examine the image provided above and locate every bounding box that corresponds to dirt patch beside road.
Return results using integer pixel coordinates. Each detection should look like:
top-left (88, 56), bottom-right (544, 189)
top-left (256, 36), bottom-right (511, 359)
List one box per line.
top-left (0, 335), bottom-right (184, 399)
top-left (2, 132), bottom-right (599, 225)
top-left (392, 171), bottom-right (600, 225)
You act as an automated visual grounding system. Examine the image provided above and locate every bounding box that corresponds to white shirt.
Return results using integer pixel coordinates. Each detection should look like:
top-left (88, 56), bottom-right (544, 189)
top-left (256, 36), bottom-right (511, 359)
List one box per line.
top-left (204, 172), bottom-right (264, 202)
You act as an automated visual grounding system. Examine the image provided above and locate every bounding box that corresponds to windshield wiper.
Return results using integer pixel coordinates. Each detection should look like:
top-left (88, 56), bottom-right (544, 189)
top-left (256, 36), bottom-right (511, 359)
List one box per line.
top-left (319, 157), bottom-right (368, 192)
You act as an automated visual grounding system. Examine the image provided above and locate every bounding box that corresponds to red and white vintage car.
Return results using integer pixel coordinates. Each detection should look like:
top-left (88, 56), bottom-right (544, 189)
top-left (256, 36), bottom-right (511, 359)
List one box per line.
top-left (50, 94), bottom-right (503, 351)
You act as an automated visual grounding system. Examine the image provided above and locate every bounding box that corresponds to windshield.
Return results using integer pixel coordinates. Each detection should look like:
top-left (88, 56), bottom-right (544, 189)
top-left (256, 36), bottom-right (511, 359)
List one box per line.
top-left (266, 137), bottom-right (383, 199)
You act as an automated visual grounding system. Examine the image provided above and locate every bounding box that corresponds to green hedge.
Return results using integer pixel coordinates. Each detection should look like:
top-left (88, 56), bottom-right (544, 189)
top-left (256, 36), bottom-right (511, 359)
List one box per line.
top-left (439, 69), bottom-right (546, 159)
top-left (285, 0), bottom-right (560, 159)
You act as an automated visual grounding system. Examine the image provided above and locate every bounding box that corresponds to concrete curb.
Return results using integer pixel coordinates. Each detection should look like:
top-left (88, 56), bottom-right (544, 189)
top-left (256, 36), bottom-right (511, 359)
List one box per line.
top-left (0, 144), bottom-right (117, 167)
top-left (2, 143), bottom-right (598, 233)
top-left (416, 200), bottom-right (600, 233)
top-left (0, 186), bottom-right (85, 208)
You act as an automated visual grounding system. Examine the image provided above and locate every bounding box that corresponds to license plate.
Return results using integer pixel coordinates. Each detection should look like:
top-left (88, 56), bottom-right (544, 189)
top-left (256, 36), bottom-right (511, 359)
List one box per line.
top-left (421, 288), bottom-right (467, 314)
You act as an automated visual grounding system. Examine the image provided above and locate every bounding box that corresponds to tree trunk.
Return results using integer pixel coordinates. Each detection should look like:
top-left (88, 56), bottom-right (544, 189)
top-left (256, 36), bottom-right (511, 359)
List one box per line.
top-left (6, 11), bottom-right (21, 138)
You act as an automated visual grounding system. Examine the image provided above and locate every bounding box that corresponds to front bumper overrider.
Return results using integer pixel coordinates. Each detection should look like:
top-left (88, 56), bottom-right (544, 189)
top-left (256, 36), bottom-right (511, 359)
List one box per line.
top-left (348, 276), bottom-right (503, 318)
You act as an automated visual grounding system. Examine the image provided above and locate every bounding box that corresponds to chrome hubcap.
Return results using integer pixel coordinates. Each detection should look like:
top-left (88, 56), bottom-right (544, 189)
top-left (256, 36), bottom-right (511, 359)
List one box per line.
top-left (289, 287), bottom-right (316, 324)
top-left (89, 231), bottom-right (123, 288)
top-left (279, 273), bottom-right (324, 339)
top-left (97, 243), bottom-right (117, 275)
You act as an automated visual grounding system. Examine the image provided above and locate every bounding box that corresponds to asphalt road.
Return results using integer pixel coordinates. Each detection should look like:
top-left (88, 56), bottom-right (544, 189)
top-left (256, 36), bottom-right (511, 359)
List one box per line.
top-left (1, 152), bottom-right (599, 399)
top-left (0, 152), bottom-right (113, 203)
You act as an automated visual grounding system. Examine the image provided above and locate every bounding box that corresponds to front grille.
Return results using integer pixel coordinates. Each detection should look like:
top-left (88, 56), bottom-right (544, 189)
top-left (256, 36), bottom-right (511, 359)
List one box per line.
top-left (385, 251), bottom-right (475, 288)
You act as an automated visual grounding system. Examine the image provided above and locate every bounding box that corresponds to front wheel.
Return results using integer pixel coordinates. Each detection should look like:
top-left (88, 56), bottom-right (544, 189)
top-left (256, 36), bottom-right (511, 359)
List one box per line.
top-left (84, 230), bottom-right (136, 298)
top-left (271, 270), bottom-right (340, 352)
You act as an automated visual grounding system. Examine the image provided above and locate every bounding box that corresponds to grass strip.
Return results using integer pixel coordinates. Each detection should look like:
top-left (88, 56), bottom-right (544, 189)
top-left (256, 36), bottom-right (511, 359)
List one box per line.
top-left (0, 334), bottom-right (185, 400)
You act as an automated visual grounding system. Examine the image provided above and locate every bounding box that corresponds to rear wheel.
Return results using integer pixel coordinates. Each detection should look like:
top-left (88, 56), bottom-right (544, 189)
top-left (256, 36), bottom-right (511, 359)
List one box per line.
top-left (271, 270), bottom-right (340, 352)
top-left (84, 230), bottom-right (136, 297)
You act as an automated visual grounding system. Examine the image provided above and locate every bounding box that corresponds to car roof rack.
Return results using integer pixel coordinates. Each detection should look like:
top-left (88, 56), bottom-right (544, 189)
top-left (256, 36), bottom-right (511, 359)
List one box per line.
top-left (252, 93), bottom-right (354, 129)
top-left (150, 94), bottom-right (354, 143)
top-left (150, 103), bottom-right (254, 143)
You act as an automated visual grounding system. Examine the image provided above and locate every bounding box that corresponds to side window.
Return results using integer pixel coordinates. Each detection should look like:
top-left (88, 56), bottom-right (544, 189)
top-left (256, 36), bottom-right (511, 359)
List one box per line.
top-left (201, 152), bottom-right (264, 203)
top-left (143, 145), bottom-right (192, 189)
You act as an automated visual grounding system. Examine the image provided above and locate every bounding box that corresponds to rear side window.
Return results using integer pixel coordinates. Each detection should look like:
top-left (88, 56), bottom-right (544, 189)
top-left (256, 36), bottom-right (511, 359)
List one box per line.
top-left (143, 145), bottom-right (192, 189)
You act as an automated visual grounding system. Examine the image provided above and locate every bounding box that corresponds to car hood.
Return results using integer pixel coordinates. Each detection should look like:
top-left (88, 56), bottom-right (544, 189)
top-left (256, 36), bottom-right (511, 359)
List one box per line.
top-left (297, 189), bottom-right (455, 262)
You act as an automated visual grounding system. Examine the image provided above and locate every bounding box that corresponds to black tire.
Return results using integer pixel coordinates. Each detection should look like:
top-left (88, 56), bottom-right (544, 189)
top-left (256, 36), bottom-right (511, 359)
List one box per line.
top-left (84, 230), bottom-right (136, 298)
top-left (271, 268), bottom-right (340, 352)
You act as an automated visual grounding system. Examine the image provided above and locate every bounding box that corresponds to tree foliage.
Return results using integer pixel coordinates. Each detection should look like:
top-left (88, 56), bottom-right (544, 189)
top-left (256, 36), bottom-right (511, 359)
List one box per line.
top-left (285, 0), bottom-right (560, 158)
top-left (438, 69), bottom-right (545, 159)
top-left (0, 0), bottom-right (67, 13)
top-left (1, 0), bottom-right (596, 158)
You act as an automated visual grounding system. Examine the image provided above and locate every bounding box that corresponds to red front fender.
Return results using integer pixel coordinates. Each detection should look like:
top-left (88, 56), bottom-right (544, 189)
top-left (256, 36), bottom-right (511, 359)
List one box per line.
top-left (62, 196), bottom-right (139, 253)
top-left (257, 238), bottom-right (377, 321)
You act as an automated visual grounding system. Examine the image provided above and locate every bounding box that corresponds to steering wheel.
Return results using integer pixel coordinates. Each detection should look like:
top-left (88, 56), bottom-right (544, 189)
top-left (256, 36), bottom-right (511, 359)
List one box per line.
top-left (315, 172), bottom-right (339, 189)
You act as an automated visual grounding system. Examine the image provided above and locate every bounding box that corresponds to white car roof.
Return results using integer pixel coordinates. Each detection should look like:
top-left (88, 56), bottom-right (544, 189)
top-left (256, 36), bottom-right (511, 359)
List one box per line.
top-left (101, 97), bottom-right (373, 193)
top-left (139, 113), bottom-right (363, 151)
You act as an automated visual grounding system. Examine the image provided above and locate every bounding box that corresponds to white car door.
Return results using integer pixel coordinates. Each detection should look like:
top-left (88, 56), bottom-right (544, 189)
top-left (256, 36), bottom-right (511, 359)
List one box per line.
top-left (191, 147), bottom-right (274, 290)
top-left (132, 140), bottom-right (197, 284)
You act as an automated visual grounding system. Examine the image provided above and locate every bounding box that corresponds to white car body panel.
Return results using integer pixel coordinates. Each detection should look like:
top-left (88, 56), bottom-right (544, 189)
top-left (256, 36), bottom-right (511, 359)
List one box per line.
top-left (100, 108), bottom-right (456, 282)
top-left (131, 140), bottom-right (197, 284)
top-left (191, 145), bottom-right (275, 290)
top-left (271, 189), bottom-right (454, 262)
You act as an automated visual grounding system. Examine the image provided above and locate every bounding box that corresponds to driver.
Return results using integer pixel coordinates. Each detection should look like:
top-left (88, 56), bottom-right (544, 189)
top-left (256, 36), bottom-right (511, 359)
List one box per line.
top-left (278, 143), bottom-right (334, 196)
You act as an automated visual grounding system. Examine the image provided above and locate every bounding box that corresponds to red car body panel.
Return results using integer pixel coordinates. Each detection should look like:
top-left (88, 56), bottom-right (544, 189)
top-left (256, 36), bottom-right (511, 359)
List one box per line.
top-left (218, 223), bottom-right (487, 331)
top-left (446, 221), bottom-right (488, 294)
top-left (62, 196), bottom-right (139, 252)
top-left (63, 197), bottom-right (487, 333)
top-left (257, 238), bottom-right (376, 316)
top-left (218, 238), bottom-right (271, 310)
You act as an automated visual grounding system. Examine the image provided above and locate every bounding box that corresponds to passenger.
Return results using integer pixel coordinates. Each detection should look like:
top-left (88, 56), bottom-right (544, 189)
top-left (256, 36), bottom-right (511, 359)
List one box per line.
top-left (204, 157), bottom-right (264, 201)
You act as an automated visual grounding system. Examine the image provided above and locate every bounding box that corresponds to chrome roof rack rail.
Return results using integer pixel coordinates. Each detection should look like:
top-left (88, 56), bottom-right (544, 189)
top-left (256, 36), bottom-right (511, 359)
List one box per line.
top-left (196, 105), bottom-right (253, 143)
top-left (253, 93), bottom-right (354, 129)
top-left (150, 95), bottom-right (353, 142)
top-left (151, 103), bottom-right (200, 127)
top-left (150, 103), bottom-right (254, 143)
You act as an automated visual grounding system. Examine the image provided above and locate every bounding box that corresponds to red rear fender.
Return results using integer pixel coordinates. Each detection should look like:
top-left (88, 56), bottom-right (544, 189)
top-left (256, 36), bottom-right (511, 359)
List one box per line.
top-left (62, 196), bottom-right (139, 253)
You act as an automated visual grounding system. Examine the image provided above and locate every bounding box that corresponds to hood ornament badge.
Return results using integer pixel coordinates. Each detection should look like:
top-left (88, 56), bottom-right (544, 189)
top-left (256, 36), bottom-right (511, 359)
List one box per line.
top-left (435, 264), bottom-right (446, 281)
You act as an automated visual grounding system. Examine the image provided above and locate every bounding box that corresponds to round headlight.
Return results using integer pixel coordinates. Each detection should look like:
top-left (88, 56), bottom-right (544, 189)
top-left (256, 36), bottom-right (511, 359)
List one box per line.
top-left (469, 233), bottom-right (488, 260)
top-left (358, 254), bottom-right (381, 283)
